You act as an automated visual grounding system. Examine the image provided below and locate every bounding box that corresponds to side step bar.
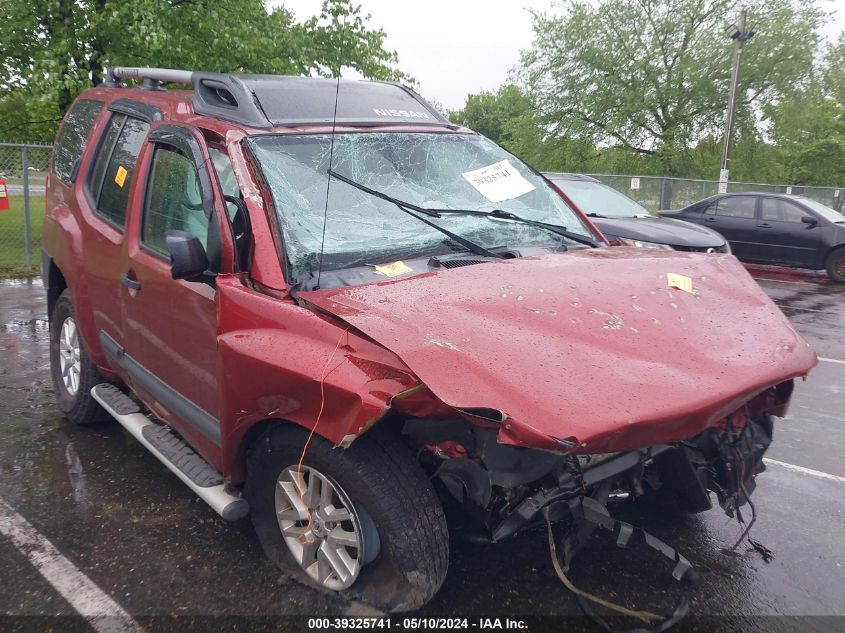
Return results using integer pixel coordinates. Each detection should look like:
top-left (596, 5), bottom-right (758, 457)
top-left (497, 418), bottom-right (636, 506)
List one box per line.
top-left (91, 384), bottom-right (249, 521)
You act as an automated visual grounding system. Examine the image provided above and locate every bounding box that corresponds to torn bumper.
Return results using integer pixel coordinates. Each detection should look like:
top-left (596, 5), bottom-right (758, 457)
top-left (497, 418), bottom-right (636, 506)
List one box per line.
top-left (489, 412), bottom-right (772, 541)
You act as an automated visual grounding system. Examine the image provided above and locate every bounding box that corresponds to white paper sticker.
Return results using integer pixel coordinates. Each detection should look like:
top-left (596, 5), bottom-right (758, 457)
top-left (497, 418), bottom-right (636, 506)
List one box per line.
top-left (462, 160), bottom-right (536, 203)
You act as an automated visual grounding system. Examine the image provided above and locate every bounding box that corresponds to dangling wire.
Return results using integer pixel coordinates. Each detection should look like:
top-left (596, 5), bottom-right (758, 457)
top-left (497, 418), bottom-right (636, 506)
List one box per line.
top-left (315, 20), bottom-right (346, 291)
top-left (293, 12), bottom-right (348, 542)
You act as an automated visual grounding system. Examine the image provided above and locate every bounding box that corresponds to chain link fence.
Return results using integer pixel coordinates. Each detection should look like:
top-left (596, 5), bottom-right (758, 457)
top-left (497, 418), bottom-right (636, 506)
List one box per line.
top-left (1, 142), bottom-right (844, 275)
top-left (586, 174), bottom-right (845, 214)
top-left (0, 143), bottom-right (51, 276)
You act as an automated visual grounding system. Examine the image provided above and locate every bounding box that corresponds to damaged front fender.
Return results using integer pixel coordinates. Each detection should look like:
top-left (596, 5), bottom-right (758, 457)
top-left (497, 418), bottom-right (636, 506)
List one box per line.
top-left (216, 278), bottom-right (443, 481)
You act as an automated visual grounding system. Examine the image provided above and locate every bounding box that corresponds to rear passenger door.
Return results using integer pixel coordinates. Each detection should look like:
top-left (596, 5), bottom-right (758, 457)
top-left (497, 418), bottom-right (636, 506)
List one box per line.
top-left (120, 125), bottom-right (229, 468)
top-left (753, 197), bottom-right (821, 267)
top-left (81, 107), bottom-right (152, 349)
top-left (699, 196), bottom-right (760, 260)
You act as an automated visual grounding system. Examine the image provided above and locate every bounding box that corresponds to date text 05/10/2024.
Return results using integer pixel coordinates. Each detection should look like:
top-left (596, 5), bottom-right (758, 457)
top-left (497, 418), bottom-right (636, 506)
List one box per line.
top-left (307, 618), bottom-right (528, 630)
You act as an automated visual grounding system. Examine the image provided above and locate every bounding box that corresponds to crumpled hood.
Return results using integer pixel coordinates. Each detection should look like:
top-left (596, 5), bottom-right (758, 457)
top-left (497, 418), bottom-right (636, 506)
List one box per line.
top-left (302, 249), bottom-right (817, 453)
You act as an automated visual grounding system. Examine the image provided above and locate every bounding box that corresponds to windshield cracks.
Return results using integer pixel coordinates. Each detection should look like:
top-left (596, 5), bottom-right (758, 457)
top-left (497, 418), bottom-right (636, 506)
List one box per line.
top-left (249, 132), bottom-right (599, 288)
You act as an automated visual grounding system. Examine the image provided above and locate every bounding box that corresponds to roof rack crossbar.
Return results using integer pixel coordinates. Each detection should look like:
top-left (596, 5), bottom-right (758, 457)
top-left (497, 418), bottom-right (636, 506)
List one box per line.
top-left (102, 67), bottom-right (272, 128)
top-left (104, 67), bottom-right (194, 88)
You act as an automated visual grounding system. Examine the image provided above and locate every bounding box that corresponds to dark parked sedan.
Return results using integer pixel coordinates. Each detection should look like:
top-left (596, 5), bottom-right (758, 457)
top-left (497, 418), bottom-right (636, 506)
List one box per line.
top-left (545, 173), bottom-right (729, 253)
top-left (663, 193), bottom-right (845, 282)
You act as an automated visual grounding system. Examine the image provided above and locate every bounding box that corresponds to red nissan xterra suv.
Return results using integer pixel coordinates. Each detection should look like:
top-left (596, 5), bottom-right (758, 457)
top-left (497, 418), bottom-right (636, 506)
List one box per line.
top-left (42, 67), bottom-right (816, 612)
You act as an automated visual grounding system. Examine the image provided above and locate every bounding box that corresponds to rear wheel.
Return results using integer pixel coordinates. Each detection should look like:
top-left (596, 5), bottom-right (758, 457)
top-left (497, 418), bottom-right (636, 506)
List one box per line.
top-left (826, 247), bottom-right (845, 282)
top-left (245, 425), bottom-right (449, 612)
top-left (49, 289), bottom-right (109, 425)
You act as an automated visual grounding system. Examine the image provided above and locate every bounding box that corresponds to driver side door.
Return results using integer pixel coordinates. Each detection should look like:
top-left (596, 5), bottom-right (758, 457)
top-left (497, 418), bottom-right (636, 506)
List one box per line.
top-left (120, 125), bottom-right (231, 469)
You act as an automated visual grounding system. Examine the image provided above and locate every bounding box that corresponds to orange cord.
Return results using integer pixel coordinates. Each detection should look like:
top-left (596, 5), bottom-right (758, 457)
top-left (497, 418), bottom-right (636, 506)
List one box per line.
top-left (295, 325), bottom-right (351, 536)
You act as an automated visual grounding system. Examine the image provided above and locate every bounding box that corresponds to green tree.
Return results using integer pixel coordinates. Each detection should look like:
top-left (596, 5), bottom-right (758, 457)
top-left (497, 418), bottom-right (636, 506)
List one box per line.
top-left (449, 84), bottom-right (597, 172)
top-left (0, 0), bottom-right (406, 140)
top-left (449, 85), bottom-right (533, 146)
top-left (520, 0), bottom-right (824, 176)
top-left (764, 37), bottom-right (845, 185)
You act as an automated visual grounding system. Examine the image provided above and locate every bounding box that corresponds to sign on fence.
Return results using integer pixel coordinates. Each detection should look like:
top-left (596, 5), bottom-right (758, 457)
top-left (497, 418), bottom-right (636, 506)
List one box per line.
top-left (630, 177), bottom-right (640, 190)
top-left (0, 178), bottom-right (8, 211)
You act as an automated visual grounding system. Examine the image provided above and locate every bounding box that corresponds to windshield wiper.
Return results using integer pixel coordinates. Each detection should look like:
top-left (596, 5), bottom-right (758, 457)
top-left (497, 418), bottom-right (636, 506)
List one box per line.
top-left (433, 208), bottom-right (600, 248)
top-left (327, 169), bottom-right (504, 259)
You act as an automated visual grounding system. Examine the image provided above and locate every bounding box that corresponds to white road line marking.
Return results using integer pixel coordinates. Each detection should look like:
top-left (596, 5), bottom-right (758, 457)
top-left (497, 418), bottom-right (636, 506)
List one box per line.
top-left (763, 458), bottom-right (845, 484)
top-left (819, 357), bottom-right (845, 365)
top-left (0, 497), bottom-right (145, 633)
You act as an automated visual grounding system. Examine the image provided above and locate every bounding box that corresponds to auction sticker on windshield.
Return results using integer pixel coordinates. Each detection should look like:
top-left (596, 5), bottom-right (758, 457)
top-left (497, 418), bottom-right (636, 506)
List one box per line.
top-left (462, 160), bottom-right (536, 203)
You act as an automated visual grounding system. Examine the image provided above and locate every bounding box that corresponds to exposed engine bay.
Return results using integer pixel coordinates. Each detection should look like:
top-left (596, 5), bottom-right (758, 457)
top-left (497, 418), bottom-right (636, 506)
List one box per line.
top-left (402, 395), bottom-right (775, 543)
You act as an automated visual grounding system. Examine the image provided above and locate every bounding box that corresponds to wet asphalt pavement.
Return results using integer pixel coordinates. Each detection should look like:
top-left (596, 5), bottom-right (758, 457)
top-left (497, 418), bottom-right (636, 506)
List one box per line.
top-left (1, 270), bottom-right (844, 632)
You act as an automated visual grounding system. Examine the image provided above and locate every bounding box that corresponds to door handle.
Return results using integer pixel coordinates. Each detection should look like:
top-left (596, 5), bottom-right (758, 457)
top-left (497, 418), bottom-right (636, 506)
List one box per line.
top-left (757, 222), bottom-right (771, 228)
top-left (704, 217), bottom-right (717, 223)
top-left (121, 273), bottom-right (141, 291)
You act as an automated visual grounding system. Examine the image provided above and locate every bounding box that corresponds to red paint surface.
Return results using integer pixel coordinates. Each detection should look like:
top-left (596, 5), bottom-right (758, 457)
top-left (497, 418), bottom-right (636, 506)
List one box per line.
top-left (303, 248), bottom-right (817, 454)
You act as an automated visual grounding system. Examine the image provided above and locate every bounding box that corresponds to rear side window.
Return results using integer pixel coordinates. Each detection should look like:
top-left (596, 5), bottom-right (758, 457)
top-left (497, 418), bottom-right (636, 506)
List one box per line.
top-left (52, 99), bottom-right (104, 183)
top-left (704, 196), bottom-right (757, 219)
top-left (761, 198), bottom-right (809, 223)
top-left (142, 146), bottom-right (209, 255)
top-left (87, 114), bottom-right (150, 228)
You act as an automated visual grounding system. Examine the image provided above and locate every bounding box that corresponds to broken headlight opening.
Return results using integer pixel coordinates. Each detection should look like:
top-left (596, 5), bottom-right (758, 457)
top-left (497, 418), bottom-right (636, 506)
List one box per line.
top-left (402, 410), bottom-right (774, 628)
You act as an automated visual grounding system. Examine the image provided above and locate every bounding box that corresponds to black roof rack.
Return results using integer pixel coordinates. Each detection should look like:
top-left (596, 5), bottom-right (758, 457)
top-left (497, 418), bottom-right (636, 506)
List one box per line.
top-left (103, 67), bottom-right (456, 131)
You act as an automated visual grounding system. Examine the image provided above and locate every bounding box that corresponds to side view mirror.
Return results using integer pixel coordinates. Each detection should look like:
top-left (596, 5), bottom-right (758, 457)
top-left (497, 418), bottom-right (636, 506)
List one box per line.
top-left (801, 216), bottom-right (818, 226)
top-left (166, 230), bottom-right (209, 281)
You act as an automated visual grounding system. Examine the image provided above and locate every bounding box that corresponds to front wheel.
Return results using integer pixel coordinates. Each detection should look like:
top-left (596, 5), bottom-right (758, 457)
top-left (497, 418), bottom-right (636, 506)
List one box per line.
top-left (49, 289), bottom-right (109, 425)
top-left (826, 247), bottom-right (845, 283)
top-left (245, 425), bottom-right (449, 612)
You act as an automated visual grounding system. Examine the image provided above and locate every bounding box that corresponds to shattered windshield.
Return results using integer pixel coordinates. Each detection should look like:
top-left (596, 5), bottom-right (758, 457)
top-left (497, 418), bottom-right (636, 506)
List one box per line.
top-left (249, 132), bottom-right (595, 281)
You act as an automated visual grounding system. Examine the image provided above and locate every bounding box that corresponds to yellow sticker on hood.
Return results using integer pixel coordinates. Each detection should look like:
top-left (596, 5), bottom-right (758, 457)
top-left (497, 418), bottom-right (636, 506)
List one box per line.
top-left (667, 273), bottom-right (693, 293)
top-left (375, 261), bottom-right (413, 278)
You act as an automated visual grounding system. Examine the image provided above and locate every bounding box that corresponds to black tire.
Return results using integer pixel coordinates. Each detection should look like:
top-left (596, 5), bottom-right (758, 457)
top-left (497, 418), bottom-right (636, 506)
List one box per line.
top-left (245, 425), bottom-right (449, 612)
top-left (49, 289), bottom-right (110, 425)
top-left (826, 247), bottom-right (845, 283)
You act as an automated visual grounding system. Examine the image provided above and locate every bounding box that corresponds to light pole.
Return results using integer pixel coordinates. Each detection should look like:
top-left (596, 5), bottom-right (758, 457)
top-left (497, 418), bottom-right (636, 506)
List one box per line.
top-left (719, 10), bottom-right (755, 192)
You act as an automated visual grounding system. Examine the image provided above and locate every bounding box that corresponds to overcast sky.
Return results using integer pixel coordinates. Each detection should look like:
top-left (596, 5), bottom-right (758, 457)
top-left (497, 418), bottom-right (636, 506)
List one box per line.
top-left (280, 0), bottom-right (845, 111)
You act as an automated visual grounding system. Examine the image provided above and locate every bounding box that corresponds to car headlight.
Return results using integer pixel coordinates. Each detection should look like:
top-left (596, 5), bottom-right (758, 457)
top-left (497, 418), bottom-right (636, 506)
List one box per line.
top-left (618, 238), bottom-right (674, 250)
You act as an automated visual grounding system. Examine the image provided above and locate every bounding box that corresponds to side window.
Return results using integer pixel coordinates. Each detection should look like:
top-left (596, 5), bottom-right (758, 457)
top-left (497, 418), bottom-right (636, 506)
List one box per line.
top-left (87, 114), bottom-right (150, 228)
top-left (52, 99), bottom-right (104, 183)
top-left (761, 198), bottom-right (809, 223)
top-left (142, 145), bottom-right (209, 255)
top-left (707, 196), bottom-right (756, 219)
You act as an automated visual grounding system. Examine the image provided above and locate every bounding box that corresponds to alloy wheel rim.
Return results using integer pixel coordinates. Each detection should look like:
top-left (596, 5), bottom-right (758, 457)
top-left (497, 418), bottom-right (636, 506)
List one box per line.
top-left (274, 465), bottom-right (364, 590)
top-left (58, 317), bottom-right (81, 396)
